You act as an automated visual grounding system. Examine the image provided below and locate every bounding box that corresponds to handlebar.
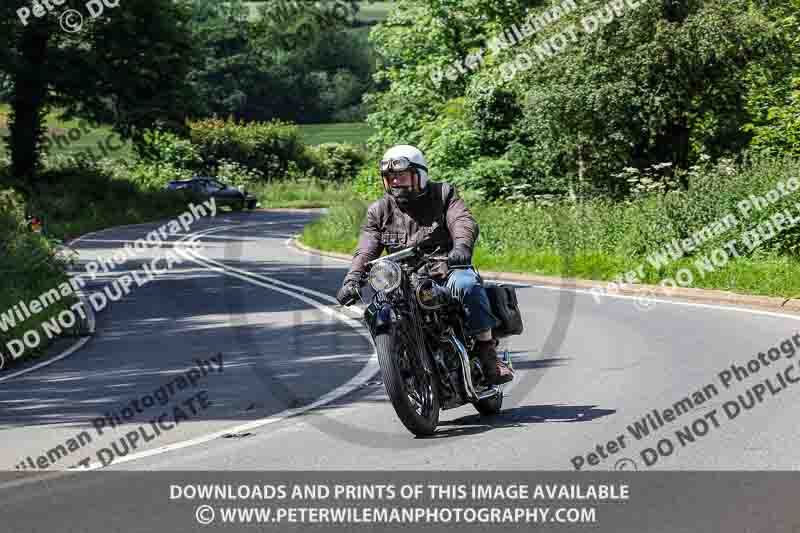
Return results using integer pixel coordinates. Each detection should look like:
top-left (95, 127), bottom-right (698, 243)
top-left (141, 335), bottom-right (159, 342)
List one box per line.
top-left (366, 246), bottom-right (418, 266)
top-left (366, 243), bottom-right (453, 266)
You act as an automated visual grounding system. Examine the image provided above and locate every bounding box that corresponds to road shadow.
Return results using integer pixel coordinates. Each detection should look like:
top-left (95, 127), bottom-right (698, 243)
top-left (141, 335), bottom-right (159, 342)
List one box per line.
top-left (510, 357), bottom-right (570, 370)
top-left (425, 404), bottom-right (616, 439)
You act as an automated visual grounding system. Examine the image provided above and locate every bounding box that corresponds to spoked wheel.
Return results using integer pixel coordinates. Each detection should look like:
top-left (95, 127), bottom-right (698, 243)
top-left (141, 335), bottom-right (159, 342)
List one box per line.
top-left (375, 330), bottom-right (439, 436)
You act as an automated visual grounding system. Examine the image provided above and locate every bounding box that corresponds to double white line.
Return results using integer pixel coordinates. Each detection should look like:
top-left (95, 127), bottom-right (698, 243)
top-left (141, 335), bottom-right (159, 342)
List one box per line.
top-left (0, 221), bottom-right (378, 485)
top-left (75, 222), bottom-right (380, 470)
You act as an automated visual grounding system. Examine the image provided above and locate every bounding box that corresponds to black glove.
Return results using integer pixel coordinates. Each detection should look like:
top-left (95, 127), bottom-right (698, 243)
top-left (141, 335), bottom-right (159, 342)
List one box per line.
top-left (336, 281), bottom-right (360, 306)
top-left (447, 245), bottom-right (472, 267)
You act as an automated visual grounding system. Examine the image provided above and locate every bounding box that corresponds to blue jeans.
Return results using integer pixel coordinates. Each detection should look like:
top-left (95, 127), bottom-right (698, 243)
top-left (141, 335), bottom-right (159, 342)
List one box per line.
top-left (445, 268), bottom-right (499, 336)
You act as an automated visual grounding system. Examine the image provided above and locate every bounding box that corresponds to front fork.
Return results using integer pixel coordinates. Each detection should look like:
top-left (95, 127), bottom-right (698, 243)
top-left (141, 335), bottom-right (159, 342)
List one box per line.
top-left (364, 300), bottom-right (394, 336)
top-left (364, 301), bottom-right (433, 375)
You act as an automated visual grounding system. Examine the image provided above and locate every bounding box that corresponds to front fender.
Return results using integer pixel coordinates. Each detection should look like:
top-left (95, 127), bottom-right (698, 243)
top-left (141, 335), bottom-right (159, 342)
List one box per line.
top-left (365, 301), bottom-right (437, 377)
top-left (365, 301), bottom-right (397, 336)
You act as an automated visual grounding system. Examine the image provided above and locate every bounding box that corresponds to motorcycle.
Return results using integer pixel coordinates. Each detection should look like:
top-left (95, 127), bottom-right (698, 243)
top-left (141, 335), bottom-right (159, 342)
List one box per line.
top-left (351, 241), bottom-right (521, 437)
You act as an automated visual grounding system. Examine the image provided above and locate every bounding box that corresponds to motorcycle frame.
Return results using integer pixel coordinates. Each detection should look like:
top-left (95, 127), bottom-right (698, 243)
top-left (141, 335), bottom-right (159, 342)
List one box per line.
top-left (362, 257), bottom-right (501, 408)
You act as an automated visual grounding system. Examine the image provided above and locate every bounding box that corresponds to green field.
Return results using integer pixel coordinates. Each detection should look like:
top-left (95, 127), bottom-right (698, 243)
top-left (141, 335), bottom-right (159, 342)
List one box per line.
top-left (0, 104), bottom-right (132, 160)
top-left (251, 178), bottom-right (357, 208)
top-left (301, 199), bottom-right (800, 300)
top-left (356, 1), bottom-right (394, 23)
top-left (299, 122), bottom-right (375, 146)
top-left (1, 103), bottom-right (372, 158)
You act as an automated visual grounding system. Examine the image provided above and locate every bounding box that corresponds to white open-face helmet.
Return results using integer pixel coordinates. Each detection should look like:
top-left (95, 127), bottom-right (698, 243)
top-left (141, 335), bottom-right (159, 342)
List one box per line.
top-left (379, 145), bottom-right (429, 201)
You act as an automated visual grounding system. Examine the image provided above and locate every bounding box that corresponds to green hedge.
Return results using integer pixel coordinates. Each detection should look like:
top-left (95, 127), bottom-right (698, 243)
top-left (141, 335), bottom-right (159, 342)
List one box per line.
top-left (189, 118), bottom-right (311, 177)
top-left (307, 143), bottom-right (367, 182)
top-left (148, 119), bottom-right (368, 184)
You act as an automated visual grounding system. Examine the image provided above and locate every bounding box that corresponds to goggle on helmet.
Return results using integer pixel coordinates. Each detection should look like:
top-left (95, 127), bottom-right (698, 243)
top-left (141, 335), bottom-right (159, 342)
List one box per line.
top-left (379, 156), bottom-right (428, 175)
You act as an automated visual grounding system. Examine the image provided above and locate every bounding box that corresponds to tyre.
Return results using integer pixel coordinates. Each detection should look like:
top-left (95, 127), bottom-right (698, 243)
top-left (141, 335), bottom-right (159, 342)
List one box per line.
top-left (375, 330), bottom-right (439, 436)
top-left (474, 388), bottom-right (504, 416)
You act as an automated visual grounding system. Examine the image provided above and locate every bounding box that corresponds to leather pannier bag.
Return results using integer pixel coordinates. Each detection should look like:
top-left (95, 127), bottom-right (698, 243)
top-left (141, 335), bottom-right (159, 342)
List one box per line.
top-left (484, 282), bottom-right (524, 338)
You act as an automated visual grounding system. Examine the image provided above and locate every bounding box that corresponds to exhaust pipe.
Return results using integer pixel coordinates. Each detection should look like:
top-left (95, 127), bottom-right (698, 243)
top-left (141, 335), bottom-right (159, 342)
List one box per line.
top-left (444, 334), bottom-right (500, 402)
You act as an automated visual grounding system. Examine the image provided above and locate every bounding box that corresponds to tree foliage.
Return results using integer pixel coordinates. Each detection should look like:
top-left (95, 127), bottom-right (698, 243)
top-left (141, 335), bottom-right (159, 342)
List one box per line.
top-left (367, 0), bottom-right (799, 199)
top-left (0, 0), bottom-right (196, 194)
top-left (744, 0), bottom-right (800, 158)
top-left (188, 0), bottom-right (375, 124)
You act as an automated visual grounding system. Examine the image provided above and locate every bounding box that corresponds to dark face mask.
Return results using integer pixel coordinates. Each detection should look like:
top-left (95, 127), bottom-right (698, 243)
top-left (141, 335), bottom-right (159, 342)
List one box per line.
top-left (391, 187), bottom-right (412, 208)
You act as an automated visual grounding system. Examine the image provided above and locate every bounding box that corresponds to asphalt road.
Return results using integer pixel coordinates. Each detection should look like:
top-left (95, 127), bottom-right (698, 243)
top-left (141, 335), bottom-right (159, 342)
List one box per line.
top-left (2, 209), bottom-right (800, 531)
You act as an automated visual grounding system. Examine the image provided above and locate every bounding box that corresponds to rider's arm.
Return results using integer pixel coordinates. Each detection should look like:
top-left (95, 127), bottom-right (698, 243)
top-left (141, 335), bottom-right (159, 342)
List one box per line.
top-left (443, 185), bottom-right (479, 252)
top-left (344, 203), bottom-right (385, 285)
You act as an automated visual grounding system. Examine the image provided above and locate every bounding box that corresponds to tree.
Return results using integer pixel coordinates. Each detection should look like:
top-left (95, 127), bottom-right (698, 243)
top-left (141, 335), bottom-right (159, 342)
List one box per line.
top-left (743, 0), bottom-right (800, 157)
top-left (0, 0), bottom-right (197, 195)
top-left (365, 0), bottom-right (796, 199)
top-left (188, 0), bottom-right (375, 124)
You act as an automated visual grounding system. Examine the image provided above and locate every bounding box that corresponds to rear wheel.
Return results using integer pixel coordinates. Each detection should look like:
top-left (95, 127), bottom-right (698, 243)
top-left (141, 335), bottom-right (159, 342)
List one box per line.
top-left (375, 330), bottom-right (439, 436)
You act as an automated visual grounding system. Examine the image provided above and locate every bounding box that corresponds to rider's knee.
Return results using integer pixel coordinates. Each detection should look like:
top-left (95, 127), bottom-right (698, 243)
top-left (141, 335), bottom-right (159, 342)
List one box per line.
top-left (447, 268), bottom-right (479, 293)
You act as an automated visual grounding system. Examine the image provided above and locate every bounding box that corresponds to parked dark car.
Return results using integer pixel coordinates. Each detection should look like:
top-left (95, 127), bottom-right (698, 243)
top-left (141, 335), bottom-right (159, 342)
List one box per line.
top-left (165, 177), bottom-right (258, 210)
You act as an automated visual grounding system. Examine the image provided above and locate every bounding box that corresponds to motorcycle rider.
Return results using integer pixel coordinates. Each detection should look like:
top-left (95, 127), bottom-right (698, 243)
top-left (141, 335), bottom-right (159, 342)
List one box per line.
top-left (336, 145), bottom-right (513, 385)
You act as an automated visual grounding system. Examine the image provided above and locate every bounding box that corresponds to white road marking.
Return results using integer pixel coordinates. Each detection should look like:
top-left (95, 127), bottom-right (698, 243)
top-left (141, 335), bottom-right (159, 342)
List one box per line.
top-left (6, 216), bottom-right (799, 483)
top-left (286, 236), bottom-right (800, 323)
top-left (523, 284), bottom-right (800, 322)
top-left (0, 219), bottom-right (376, 487)
top-left (0, 223), bottom-right (221, 383)
top-left (0, 338), bottom-right (91, 385)
top-left (65, 222), bottom-right (379, 471)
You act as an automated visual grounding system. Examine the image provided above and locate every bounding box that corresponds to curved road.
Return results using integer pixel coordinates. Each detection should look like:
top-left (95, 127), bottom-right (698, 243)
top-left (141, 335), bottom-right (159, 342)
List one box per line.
top-left (2, 209), bottom-right (800, 529)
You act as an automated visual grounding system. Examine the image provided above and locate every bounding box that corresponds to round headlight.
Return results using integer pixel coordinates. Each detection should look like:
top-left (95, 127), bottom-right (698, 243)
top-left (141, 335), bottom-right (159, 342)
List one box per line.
top-left (369, 260), bottom-right (402, 293)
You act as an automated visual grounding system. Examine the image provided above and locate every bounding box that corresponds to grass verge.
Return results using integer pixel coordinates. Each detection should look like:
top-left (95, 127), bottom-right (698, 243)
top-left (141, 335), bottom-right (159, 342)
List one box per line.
top-left (251, 179), bottom-right (358, 209)
top-left (300, 190), bottom-right (800, 300)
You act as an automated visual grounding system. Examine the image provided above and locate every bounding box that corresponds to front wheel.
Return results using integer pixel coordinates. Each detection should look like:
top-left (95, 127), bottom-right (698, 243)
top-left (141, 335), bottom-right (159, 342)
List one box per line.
top-left (375, 330), bottom-right (439, 436)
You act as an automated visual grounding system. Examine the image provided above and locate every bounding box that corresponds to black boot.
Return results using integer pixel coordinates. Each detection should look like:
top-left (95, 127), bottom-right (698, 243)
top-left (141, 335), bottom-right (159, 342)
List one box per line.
top-left (474, 339), bottom-right (513, 385)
